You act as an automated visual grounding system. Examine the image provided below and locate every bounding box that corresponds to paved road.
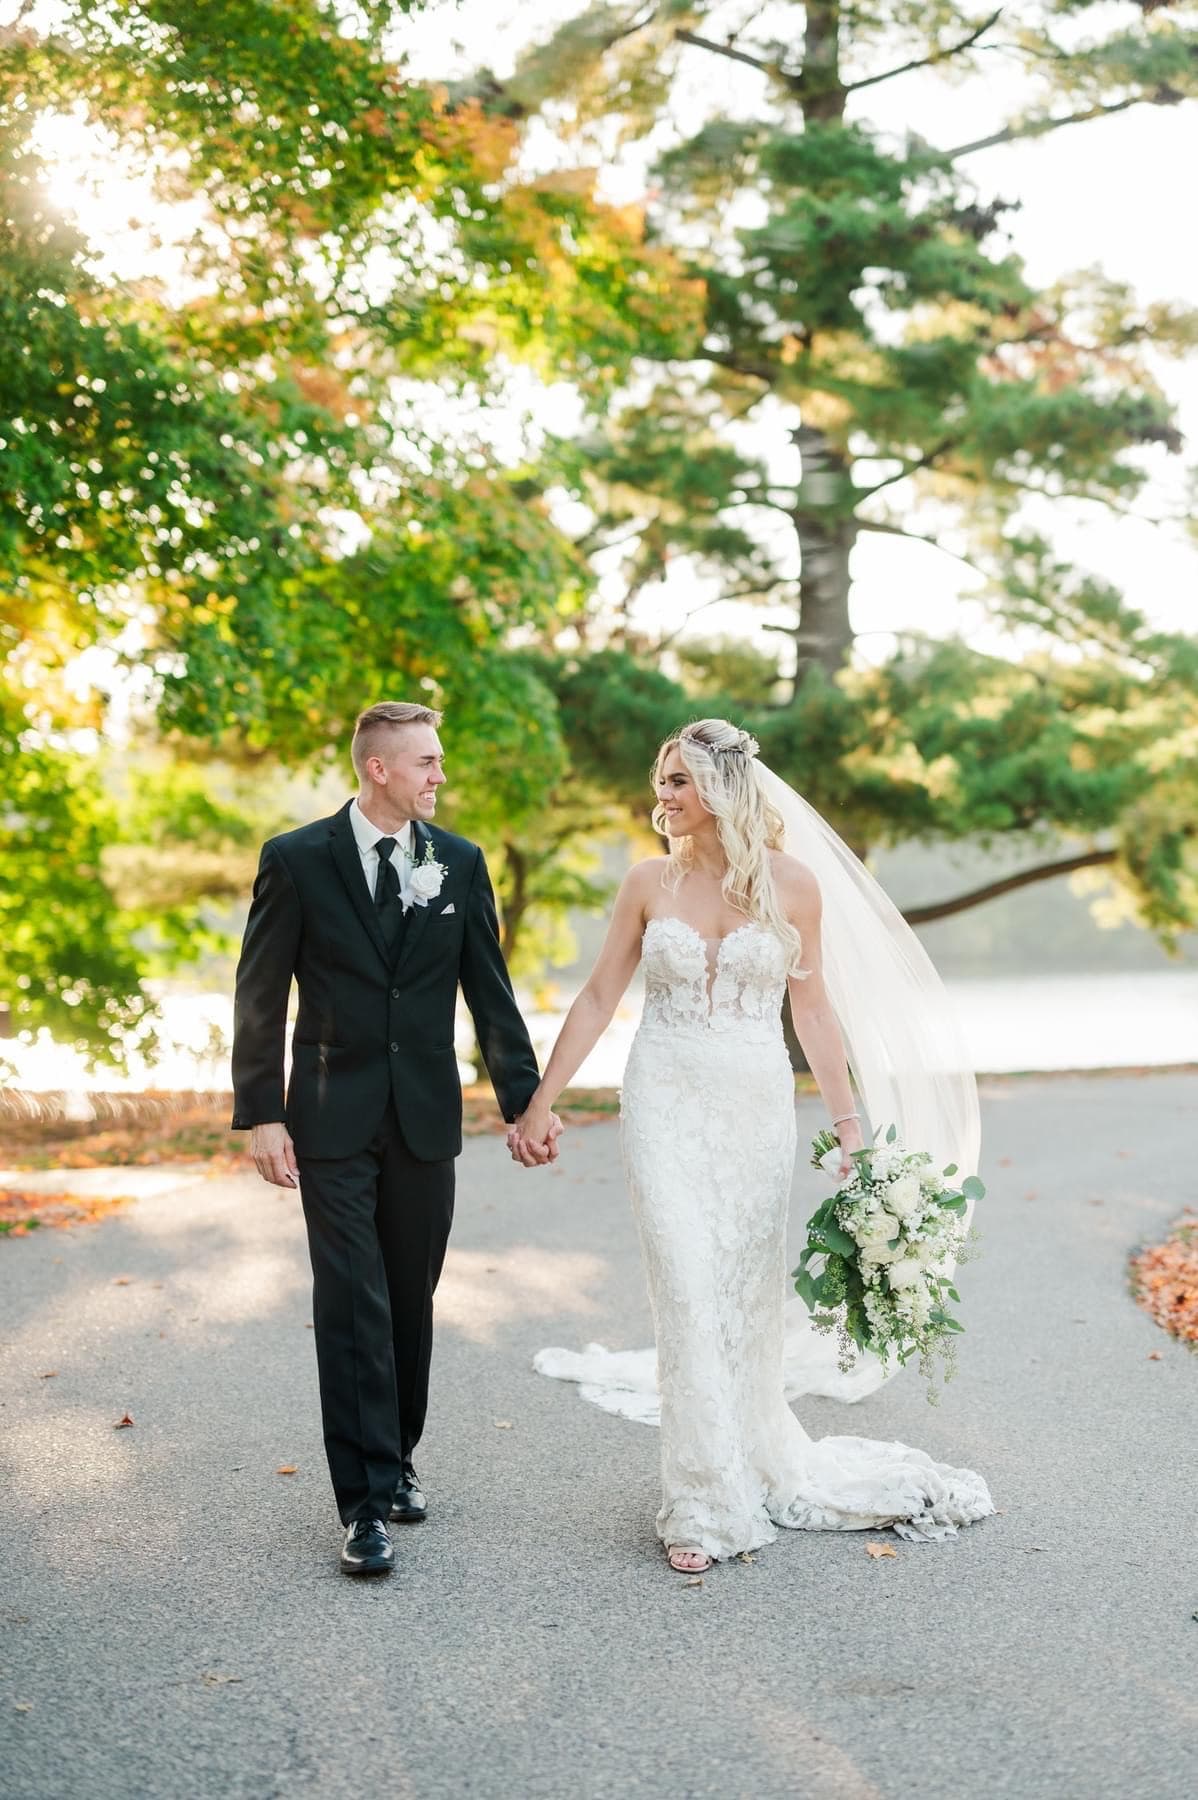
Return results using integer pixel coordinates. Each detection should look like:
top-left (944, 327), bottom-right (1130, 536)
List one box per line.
top-left (1, 1074), bottom-right (1195, 1800)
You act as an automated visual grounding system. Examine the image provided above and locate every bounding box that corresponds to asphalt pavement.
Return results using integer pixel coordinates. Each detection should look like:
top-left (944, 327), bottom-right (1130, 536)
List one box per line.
top-left (1, 1072), bottom-right (1195, 1800)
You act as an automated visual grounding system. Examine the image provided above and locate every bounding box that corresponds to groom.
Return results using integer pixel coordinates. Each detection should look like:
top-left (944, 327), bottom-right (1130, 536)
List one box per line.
top-left (231, 701), bottom-right (562, 1576)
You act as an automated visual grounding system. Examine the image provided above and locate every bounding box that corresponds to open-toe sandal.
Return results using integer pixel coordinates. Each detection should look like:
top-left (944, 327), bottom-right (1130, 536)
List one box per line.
top-left (667, 1545), bottom-right (712, 1574)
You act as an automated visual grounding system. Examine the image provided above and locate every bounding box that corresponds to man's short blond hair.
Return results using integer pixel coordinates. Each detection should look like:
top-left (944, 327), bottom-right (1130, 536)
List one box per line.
top-left (351, 700), bottom-right (443, 778)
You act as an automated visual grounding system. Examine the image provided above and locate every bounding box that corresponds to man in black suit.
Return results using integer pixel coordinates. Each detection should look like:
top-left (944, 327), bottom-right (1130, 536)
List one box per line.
top-left (231, 701), bottom-right (561, 1576)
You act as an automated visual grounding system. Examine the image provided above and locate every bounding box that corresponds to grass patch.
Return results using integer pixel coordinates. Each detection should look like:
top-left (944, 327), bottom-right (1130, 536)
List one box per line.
top-left (0, 1083), bottom-right (628, 1172)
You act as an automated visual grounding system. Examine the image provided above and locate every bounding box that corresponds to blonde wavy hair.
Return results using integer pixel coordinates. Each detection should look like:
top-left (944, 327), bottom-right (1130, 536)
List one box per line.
top-left (651, 719), bottom-right (805, 974)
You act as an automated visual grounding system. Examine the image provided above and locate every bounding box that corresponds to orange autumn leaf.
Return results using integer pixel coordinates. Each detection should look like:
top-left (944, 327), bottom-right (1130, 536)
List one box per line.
top-left (114, 1412), bottom-right (134, 1429)
top-left (1130, 1214), bottom-right (1198, 1348)
top-left (276, 1464), bottom-right (298, 1475)
top-left (865, 1542), bottom-right (897, 1559)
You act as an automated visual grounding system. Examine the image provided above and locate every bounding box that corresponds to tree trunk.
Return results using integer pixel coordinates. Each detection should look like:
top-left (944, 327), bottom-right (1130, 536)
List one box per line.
top-left (787, 10), bottom-right (854, 698)
top-left (801, 0), bottom-right (847, 122)
top-left (499, 840), bottom-right (529, 963)
top-left (789, 425), bottom-right (857, 696)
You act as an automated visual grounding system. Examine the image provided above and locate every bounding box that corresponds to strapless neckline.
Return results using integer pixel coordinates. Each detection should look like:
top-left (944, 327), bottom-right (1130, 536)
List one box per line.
top-left (642, 916), bottom-right (763, 954)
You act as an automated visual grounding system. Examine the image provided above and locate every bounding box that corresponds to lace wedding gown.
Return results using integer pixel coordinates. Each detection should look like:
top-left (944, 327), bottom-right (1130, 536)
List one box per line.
top-left (534, 916), bottom-right (994, 1559)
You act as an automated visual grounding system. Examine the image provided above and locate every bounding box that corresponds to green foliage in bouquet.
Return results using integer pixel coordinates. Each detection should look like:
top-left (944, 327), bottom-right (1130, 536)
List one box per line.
top-left (793, 1124), bottom-right (984, 1401)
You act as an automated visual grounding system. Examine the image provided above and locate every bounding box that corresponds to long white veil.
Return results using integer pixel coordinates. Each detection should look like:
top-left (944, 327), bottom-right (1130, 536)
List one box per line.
top-left (755, 761), bottom-right (981, 1404)
top-left (756, 764), bottom-right (979, 1178)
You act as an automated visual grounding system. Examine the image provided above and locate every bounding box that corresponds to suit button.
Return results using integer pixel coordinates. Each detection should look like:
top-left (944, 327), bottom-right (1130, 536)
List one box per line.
top-left (389, 1042), bottom-right (399, 1053)
top-left (391, 988), bottom-right (400, 1000)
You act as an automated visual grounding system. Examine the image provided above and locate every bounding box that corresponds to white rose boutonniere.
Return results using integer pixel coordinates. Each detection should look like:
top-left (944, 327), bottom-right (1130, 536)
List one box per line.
top-left (402, 841), bottom-right (448, 912)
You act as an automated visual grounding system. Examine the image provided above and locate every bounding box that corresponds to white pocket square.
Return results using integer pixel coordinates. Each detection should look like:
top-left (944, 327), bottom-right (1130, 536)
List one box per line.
top-left (440, 902), bottom-right (455, 915)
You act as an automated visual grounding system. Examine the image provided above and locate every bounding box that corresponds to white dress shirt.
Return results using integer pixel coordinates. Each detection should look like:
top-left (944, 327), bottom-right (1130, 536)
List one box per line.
top-left (349, 798), bottom-right (412, 899)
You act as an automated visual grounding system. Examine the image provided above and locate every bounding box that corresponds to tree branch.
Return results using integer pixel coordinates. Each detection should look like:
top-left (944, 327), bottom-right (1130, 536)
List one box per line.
top-left (902, 847), bottom-right (1116, 926)
top-left (855, 519), bottom-right (990, 581)
top-left (856, 439), bottom-right (958, 499)
top-left (846, 8), bottom-right (1003, 94)
top-left (692, 346), bottom-right (777, 384)
top-left (575, 520), bottom-right (650, 557)
top-left (673, 28), bottom-right (788, 79)
top-left (942, 94), bottom-right (1143, 161)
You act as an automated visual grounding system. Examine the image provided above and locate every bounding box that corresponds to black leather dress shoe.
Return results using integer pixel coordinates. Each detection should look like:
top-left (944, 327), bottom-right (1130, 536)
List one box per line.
top-left (340, 1518), bottom-right (394, 1576)
top-left (389, 1461), bottom-right (427, 1524)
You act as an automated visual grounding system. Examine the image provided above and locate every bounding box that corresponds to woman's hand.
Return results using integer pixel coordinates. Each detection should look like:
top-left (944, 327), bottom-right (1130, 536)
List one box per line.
top-left (506, 1098), bottom-right (560, 1168)
top-left (833, 1115), bottom-right (865, 1178)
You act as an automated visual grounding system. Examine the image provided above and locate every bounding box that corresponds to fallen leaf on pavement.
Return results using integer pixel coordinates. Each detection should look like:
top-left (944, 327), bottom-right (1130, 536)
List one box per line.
top-left (113, 1276), bottom-right (132, 1286)
top-left (865, 1542), bottom-right (897, 1560)
top-left (114, 1412), bottom-right (134, 1428)
top-left (1147, 1351), bottom-right (1162, 1360)
top-left (276, 1464), bottom-right (297, 1475)
top-left (1129, 1214), bottom-right (1198, 1348)
top-left (739, 1552), bottom-right (755, 1564)
top-left (38, 1371), bottom-right (57, 1379)
top-left (493, 1420), bottom-right (513, 1429)
top-left (13, 1701), bottom-right (32, 1712)
top-left (682, 1576), bottom-right (703, 1588)
top-left (199, 1671), bottom-right (242, 1687)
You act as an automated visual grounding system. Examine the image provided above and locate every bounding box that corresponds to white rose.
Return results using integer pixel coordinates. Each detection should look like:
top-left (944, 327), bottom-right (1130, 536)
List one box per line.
top-left (861, 1241), bottom-right (905, 1267)
top-left (408, 862), bottom-right (445, 901)
top-left (855, 1210), bottom-right (902, 1248)
top-left (885, 1256), bottom-right (925, 1292)
top-left (886, 1174), bottom-right (922, 1218)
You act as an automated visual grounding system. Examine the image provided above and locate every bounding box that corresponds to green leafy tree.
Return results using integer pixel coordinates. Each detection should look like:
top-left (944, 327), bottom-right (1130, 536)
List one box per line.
top-left (455, 1), bottom-right (1198, 934)
top-left (0, 0), bottom-right (699, 1059)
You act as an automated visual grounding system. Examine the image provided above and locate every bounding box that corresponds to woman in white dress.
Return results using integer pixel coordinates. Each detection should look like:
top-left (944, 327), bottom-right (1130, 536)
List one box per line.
top-left (510, 719), bottom-right (993, 1573)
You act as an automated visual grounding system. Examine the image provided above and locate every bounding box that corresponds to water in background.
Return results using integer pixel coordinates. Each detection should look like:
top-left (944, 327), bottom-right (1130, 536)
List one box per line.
top-left (526, 968), bottom-right (1198, 1088)
top-left (4, 968), bottom-right (1194, 1094)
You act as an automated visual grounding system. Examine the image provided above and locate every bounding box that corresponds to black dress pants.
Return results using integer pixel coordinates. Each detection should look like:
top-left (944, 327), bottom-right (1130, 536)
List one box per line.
top-left (296, 1101), bottom-right (455, 1523)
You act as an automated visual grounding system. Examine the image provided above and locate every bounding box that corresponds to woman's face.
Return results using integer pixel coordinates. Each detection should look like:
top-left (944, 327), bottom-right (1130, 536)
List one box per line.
top-left (655, 744), bottom-right (712, 838)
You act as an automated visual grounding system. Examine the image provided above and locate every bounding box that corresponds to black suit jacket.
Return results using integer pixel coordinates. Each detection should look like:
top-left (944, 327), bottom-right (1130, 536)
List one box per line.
top-left (230, 802), bottom-right (540, 1161)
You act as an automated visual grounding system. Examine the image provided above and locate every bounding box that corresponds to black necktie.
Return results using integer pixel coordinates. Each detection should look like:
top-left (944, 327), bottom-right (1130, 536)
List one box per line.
top-left (374, 837), bottom-right (404, 953)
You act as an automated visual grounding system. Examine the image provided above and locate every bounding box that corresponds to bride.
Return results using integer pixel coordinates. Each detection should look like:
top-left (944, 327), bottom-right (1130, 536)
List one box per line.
top-left (509, 719), bottom-right (994, 1573)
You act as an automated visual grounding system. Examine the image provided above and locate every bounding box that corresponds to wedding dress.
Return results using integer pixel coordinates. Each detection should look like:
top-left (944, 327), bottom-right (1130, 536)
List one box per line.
top-left (533, 915), bottom-right (994, 1559)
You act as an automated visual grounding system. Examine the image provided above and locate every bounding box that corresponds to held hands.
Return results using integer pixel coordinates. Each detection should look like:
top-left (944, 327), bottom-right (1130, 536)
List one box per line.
top-left (250, 1121), bottom-right (299, 1189)
top-left (506, 1101), bottom-right (564, 1169)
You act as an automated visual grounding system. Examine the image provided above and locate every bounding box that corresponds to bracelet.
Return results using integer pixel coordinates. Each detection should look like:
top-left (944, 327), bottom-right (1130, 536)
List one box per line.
top-left (831, 1111), bottom-right (860, 1128)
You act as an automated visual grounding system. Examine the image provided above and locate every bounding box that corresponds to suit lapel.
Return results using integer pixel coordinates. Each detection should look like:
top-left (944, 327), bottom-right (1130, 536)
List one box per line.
top-left (328, 801), bottom-right (391, 969)
top-left (392, 819), bottom-right (438, 978)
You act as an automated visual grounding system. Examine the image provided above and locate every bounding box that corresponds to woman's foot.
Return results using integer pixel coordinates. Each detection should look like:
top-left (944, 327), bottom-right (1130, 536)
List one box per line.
top-left (667, 1544), bottom-right (712, 1573)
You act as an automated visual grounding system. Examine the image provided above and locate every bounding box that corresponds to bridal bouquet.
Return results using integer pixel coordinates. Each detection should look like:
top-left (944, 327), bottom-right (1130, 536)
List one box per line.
top-left (792, 1125), bottom-right (983, 1399)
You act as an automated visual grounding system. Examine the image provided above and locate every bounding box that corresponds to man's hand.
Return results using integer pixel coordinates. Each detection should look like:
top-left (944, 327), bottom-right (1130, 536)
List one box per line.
top-left (250, 1121), bottom-right (299, 1188)
top-left (506, 1107), bottom-right (564, 1169)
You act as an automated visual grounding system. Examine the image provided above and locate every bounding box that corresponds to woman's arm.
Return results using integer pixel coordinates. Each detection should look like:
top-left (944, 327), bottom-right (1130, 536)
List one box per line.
top-left (510, 863), bottom-right (653, 1162)
top-left (781, 859), bottom-right (865, 1173)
